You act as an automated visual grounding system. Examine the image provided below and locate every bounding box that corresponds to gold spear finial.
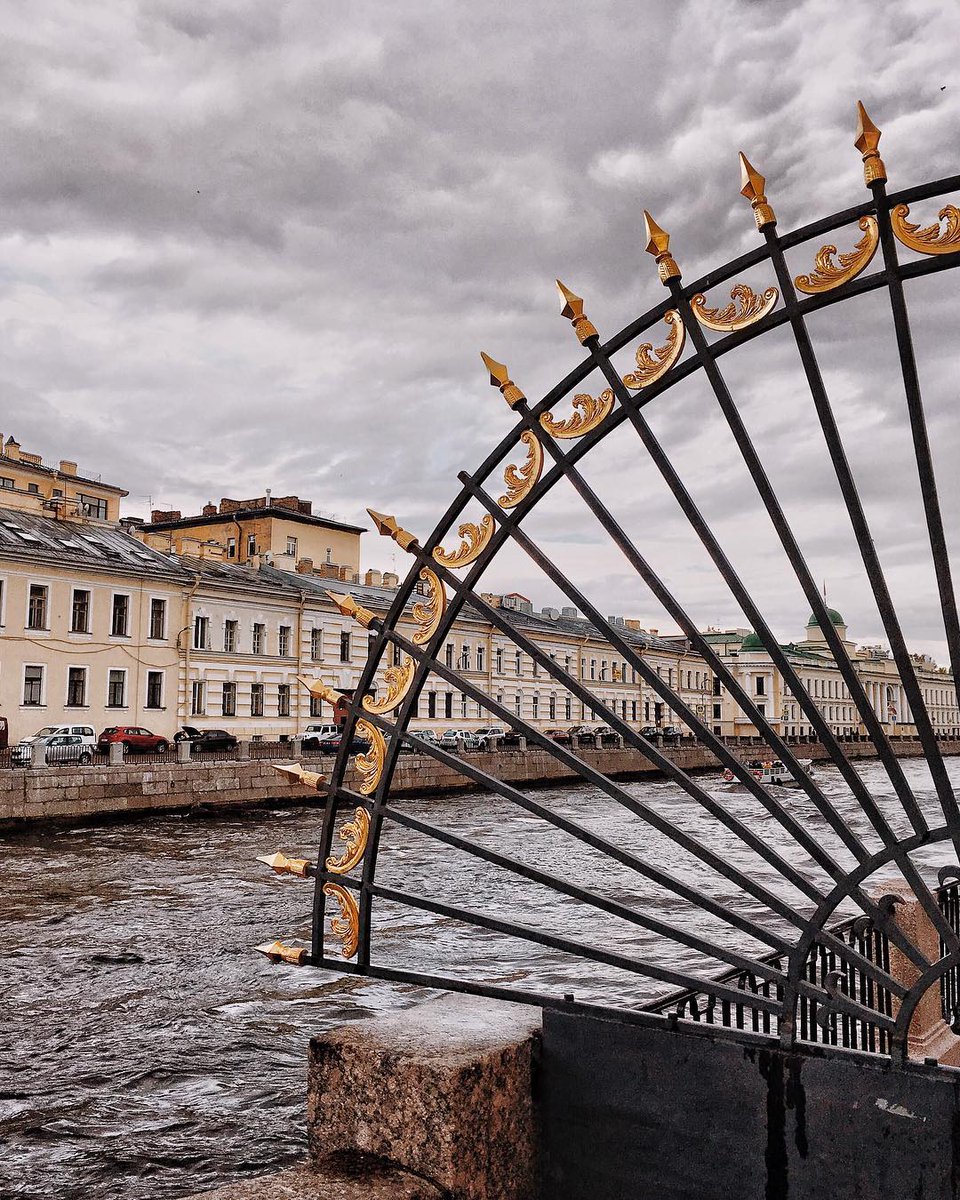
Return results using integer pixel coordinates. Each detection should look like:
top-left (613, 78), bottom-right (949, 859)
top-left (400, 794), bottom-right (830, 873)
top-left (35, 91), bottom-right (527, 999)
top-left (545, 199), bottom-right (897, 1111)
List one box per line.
top-left (326, 590), bottom-right (376, 628)
top-left (254, 940), bottom-right (308, 965)
top-left (479, 352), bottom-right (526, 409)
top-left (294, 674), bottom-right (342, 707)
top-left (643, 211), bottom-right (681, 284)
top-left (256, 850), bottom-right (313, 878)
top-left (365, 508), bottom-right (419, 552)
top-left (854, 101), bottom-right (886, 186)
top-left (738, 152), bottom-right (777, 230)
top-left (272, 761), bottom-right (326, 790)
top-left (555, 280), bottom-right (598, 344)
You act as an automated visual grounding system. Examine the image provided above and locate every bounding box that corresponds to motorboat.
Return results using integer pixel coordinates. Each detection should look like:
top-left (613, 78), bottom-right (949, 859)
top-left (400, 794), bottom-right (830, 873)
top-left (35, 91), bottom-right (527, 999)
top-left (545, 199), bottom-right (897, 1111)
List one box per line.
top-left (722, 759), bottom-right (813, 787)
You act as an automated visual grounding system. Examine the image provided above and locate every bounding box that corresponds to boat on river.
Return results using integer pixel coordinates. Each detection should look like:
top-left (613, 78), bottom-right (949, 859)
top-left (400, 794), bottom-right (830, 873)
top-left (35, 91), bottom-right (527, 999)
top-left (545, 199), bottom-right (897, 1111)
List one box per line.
top-left (722, 759), bottom-right (813, 787)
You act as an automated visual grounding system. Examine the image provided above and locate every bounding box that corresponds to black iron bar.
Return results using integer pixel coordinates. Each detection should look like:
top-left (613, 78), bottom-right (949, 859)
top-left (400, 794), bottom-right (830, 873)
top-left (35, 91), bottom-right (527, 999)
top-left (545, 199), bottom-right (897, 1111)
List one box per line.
top-left (761, 214), bottom-right (960, 860)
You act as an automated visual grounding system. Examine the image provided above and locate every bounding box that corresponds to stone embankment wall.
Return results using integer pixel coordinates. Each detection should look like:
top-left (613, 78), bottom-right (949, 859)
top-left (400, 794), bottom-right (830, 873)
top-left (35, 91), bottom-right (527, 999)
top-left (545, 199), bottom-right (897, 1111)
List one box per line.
top-left (2, 739), bottom-right (958, 826)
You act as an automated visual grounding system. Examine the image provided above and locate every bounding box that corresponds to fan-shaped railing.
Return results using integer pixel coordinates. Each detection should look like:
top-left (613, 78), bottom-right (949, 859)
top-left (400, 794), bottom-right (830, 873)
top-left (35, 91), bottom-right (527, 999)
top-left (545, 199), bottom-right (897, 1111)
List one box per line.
top-left (259, 104), bottom-right (960, 1067)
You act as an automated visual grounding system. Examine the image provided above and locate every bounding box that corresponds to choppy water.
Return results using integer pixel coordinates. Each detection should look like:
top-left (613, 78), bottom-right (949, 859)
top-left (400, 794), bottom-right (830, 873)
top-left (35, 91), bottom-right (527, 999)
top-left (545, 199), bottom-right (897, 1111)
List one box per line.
top-left (2, 757), bottom-right (957, 1199)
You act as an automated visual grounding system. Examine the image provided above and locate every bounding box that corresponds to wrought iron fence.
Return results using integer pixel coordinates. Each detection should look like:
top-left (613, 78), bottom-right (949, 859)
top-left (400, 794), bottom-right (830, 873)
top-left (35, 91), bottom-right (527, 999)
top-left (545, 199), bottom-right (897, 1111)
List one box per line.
top-left (644, 914), bottom-right (893, 1054)
top-left (939, 881), bottom-right (960, 1027)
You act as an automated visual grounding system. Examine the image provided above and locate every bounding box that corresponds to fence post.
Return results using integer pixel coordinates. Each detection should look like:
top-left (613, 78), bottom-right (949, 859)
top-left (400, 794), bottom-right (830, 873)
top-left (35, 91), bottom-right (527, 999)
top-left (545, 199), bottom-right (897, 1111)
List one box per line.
top-left (29, 742), bottom-right (46, 769)
top-left (108, 742), bottom-right (124, 767)
top-left (177, 739), bottom-right (192, 765)
top-left (290, 737), bottom-right (303, 758)
top-left (517, 736), bottom-right (527, 753)
top-left (237, 739), bottom-right (250, 761)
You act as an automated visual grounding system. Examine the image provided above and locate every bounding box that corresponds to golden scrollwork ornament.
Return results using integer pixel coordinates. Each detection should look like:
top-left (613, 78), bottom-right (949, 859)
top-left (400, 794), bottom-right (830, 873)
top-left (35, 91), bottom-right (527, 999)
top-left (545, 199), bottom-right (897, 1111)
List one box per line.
top-left (363, 656), bottom-right (415, 715)
top-left (690, 284), bottom-right (778, 333)
top-left (891, 203), bottom-right (960, 256)
top-left (498, 431), bottom-right (544, 509)
top-left (325, 807), bottom-right (370, 874)
top-left (794, 216), bottom-right (879, 294)
top-left (540, 390), bottom-right (614, 439)
top-left (322, 882), bottom-right (360, 958)
top-left (433, 514), bottom-right (495, 569)
top-left (411, 567), bottom-right (447, 645)
top-left (354, 718), bottom-right (386, 795)
top-left (621, 310), bottom-right (686, 389)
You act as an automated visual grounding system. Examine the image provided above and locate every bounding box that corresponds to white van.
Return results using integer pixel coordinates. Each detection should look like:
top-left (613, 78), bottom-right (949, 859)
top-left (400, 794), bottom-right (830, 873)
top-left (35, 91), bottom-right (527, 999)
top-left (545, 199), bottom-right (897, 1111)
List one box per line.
top-left (22, 724), bottom-right (96, 746)
top-left (302, 723), bottom-right (339, 749)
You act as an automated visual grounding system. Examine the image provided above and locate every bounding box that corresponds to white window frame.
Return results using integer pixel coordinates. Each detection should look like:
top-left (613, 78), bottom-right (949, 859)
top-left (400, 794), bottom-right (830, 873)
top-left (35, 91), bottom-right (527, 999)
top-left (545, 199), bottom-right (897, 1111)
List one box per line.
top-left (107, 667), bottom-right (128, 709)
top-left (110, 591), bottom-right (132, 638)
top-left (22, 663), bottom-right (45, 707)
top-left (25, 581), bottom-right (50, 631)
top-left (70, 587), bottom-right (92, 635)
top-left (148, 596), bottom-right (168, 641)
top-left (65, 664), bottom-right (88, 708)
top-left (145, 670), bottom-right (165, 710)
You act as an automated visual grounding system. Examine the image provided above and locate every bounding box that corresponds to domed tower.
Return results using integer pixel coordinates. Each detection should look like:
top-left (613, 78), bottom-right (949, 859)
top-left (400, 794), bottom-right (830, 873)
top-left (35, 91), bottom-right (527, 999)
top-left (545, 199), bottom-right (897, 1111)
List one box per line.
top-left (805, 607), bottom-right (850, 649)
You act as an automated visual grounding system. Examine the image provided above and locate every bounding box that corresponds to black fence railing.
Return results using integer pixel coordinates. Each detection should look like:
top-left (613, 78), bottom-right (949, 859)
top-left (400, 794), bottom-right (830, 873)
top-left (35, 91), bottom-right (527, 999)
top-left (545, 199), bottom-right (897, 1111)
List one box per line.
top-left (939, 882), bottom-right (960, 1028)
top-left (645, 915), bottom-right (893, 1054)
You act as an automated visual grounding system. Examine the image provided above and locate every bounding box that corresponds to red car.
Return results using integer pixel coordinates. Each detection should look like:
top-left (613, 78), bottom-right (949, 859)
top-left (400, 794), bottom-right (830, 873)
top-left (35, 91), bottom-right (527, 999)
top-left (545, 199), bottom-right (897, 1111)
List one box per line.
top-left (97, 726), bottom-right (170, 754)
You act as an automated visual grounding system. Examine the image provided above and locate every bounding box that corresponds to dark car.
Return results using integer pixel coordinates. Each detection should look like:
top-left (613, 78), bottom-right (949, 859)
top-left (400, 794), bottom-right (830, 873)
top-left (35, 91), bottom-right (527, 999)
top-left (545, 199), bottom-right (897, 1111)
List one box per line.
top-left (638, 726), bottom-right (660, 739)
top-left (661, 725), bottom-right (683, 742)
top-left (97, 726), bottom-right (170, 753)
top-left (175, 727), bottom-right (238, 752)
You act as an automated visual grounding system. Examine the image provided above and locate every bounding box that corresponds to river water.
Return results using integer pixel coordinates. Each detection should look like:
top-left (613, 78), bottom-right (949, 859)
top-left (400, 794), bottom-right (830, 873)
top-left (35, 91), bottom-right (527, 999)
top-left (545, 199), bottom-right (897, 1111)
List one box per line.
top-left (1, 757), bottom-right (955, 1199)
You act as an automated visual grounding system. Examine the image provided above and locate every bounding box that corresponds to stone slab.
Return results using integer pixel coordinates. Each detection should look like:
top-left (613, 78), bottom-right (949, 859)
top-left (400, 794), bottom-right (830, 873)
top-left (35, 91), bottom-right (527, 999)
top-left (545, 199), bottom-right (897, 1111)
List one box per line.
top-left (308, 994), bottom-right (542, 1200)
top-left (183, 1160), bottom-right (443, 1199)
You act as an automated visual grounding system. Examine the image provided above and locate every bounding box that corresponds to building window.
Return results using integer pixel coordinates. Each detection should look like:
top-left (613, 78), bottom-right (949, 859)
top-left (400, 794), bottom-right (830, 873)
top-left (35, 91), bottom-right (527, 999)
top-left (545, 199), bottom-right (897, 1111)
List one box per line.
top-left (393, 642), bottom-right (402, 667)
top-left (589, 659), bottom-right (596, 681)
top-left (713, 677), bottom-right (721, 696)
top-left (279, 626), bottom-right (291, 656)
top-left (495, 648), bottom-right (503, 674)
top-left (311, 628), bottom-right (323, 660)
top-left (565, 696), bottom-right (572, 720)
top-left (756, 702), bottom-right (766, 717)
top-left (532, 696), bottom-right (539, 719)
top-left (146, 671), bottom-right (163, 709)
top-left (222, 681), bottom-right (237, 717)
top-left (149, 598), bottom-right (166, 640)
top-left (460, 645), bottom-right (470, 670)
top-left (340, 631), bottom-right (351, 662)
top-left (193, 615), bottom-right (210, 650)
top-left (460, 693), bottom-right (468, 718)
top-left (427, 692), bottom-right (436, 719)
top-left (108, 669), bottom-right (126, 708)
top-left (632, 700), bottom-right (637, 722)
top-left (756, 676), bottom-right (765, 696)
top-left (515, 651), bottom-right (522, 676)
top-left (247, 534), bottom-right (257, 557)
top-left (251, 683), bottom-right (264, 717)
top-left (71, 589), bottom-right (91, 634)
top-left (445, 643), bottom-right (454, 668)
top-left (278, 684), bottom-right (291, 717)
top-left (713, 703), bottom-right (722, 720)
top-left (309, 695), bottom-right (323, 717)
top-left (368, 632), bottom-right (377, 659)
top-left (600, 661), bottom-right (607, 681)
top-left (444, 692), bottom-right (453, 719)
top-left (190, 680), bottom-right (205, 715)
top-left (549, 695), bottom-right (556, 720)
top-left (224, 619), bottom-right (238, 653)
top-left (109, 594), bottom-right (129, 638)
top-left (476, 646), bottom-right (485, 672)
top-left (253, 623), bottom-right (265, 654)
top-left (66, 666), bottom-right (87, 707)
top-left (0, 476), bottom-right (12, 488)
top-left (27, 584), bottom-right (48, 630)
top-left (286, 537), bottom-right (298, 557)
top-left (77, 493), bottom-right (108, 520)
top-left (515, 693), bottom-right (522, 716)
top-left (23, 665), bottom-right (43, 706)
top-left (227, 537), bottom-right (236, 559)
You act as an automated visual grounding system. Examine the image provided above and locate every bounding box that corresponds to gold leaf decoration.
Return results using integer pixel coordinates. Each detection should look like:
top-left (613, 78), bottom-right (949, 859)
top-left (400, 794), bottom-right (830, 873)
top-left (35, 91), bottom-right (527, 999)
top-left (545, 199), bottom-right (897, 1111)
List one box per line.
top-left (362, 656), bottom-right (415, 715)
top-left (325, 807), bottom-right (370, 874)
top-left (411, 567), bottom-right (447, 645)
top-left (322, 882), bottom-right (360, 958)
top-left (498, 431), bottom-right (544, 509)
top-left (794, 216), bottom-right (879, 294)
top-left (432, 514), bottom-right (495, 569)
top-left (540, 390), bottom-right (614, 439)
top-left (690, 284), bottom-right (779, 333)
top-left (891, 203), bottom-right (960, 256)
top-left (355, 718), bottom-right (386, 796)
top-left (621, 310), bottom-right (686, 389)
top-left (255, 940), bottom-right (308, 965)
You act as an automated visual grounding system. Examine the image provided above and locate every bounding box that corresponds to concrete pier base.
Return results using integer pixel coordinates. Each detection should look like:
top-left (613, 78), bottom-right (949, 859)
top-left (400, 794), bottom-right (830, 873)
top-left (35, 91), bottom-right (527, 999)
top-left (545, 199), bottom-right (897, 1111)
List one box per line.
top-left (185, 1159), bottom-right (443, 1198)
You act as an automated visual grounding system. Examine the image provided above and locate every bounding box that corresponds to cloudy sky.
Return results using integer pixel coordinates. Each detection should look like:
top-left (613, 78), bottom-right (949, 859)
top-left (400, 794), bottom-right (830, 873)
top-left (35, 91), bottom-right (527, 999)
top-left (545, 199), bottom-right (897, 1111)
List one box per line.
top-left (1, 0), bottom-right (958, 653)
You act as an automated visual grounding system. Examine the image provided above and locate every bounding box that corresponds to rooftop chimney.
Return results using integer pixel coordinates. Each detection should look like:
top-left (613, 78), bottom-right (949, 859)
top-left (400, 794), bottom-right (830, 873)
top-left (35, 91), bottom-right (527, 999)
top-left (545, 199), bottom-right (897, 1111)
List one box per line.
top-left (5, 436), bottom-right (21, 461)
top-left (202, 502), bottom-right (217, 516)
top-left (58, 460), bottom-right (77, 476)
top-left (296, 557), bottom-right (314, 574)
top-left (151, 509), bottom-right (182, 524)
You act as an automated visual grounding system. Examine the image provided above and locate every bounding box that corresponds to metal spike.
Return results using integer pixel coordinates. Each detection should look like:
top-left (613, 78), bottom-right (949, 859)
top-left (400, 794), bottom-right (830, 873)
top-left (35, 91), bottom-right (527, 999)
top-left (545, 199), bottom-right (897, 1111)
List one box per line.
top-left (738, 152), bottom-right (777, 230)
top-left (480, 352), bottom-right (526, 409)
top-left (256, 850), bottom-right (313, 878)
top-left (854, 100), bottom-right (886, 186)
top-left (325, 590), bottom-right (375, 628)
top-left (642, 210), bottom-right (681, 284)
top-left (555, 280), bottom-right (598, 344)
top-left (294, 675), bottom-right (342, 707)
top-left (272, 760), bottom-right (326, 790)
top-left (254, 940), bottom-right (308, 965)
top-left (365, 508), bottom-right (419, 552)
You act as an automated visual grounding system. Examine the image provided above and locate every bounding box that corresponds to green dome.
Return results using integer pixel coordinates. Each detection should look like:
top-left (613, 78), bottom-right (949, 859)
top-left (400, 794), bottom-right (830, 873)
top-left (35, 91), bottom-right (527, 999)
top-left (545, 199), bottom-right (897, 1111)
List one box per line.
top-left (806, 608), bottom-right (845, 628)
top-left (740, 631), bottom-right (764, 650)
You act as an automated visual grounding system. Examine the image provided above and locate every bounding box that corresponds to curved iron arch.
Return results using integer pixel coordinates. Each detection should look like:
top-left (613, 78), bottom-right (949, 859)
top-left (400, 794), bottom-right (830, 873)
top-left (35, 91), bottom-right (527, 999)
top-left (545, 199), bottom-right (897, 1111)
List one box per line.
top-left (265, 109), bottom-right (960, 1067)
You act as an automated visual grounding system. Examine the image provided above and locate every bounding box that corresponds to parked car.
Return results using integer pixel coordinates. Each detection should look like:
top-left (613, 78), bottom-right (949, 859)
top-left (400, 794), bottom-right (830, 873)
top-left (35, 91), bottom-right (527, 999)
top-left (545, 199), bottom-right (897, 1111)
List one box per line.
top-left (97, 726), bottom-right (170, 754)
top-left (661, 725), bottom-right (683, 742)
top-left (405, 729), bottom-right (439, 751)
top-left (11, 734), bottom-right (94, 767)
top-left (474, 725), bottom-right (506, 749)
top-left (315, 731), bottom-right (371, 754)
top-left (19, 724), bottom-right (96, 747)
top-left (301, 723), bottom-right (340, 750)
top-left (638, 726), bottom-right (660, 739)
top-left (545, 728), bottom-right (572, 744)
top-left (174, 727), bottom-right (238, 752)
top-left (438, 728), bottom-right (481, 751)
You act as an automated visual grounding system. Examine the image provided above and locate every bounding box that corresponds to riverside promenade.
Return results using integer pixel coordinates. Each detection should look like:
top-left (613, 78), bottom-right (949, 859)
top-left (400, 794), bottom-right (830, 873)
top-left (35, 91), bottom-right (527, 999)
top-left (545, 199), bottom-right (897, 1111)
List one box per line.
top-left (3, 738), bottom-right (959, 826)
